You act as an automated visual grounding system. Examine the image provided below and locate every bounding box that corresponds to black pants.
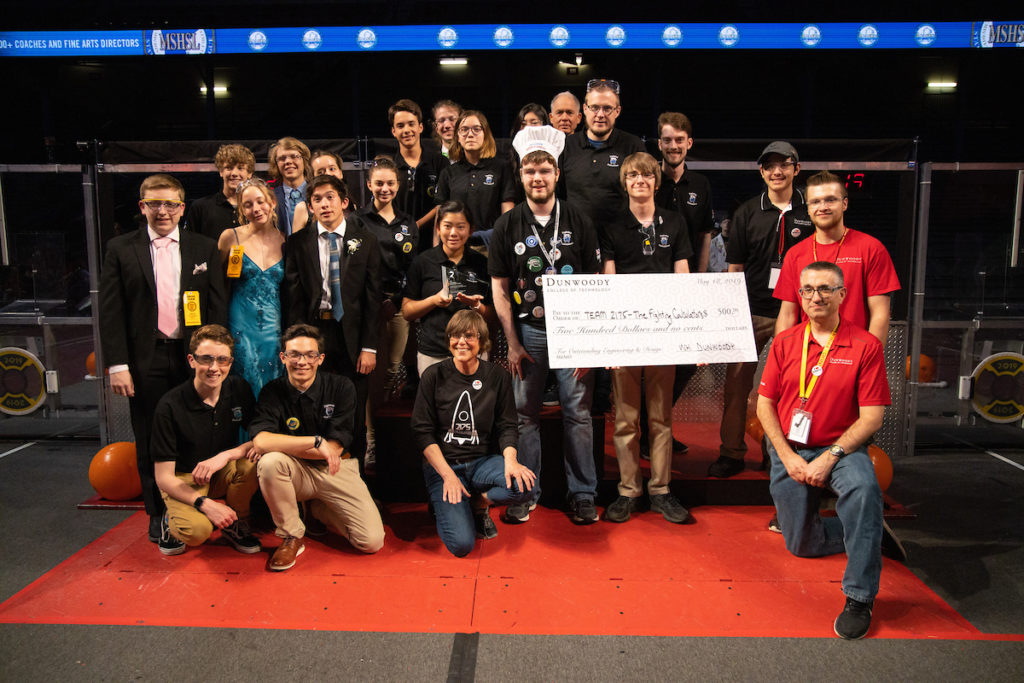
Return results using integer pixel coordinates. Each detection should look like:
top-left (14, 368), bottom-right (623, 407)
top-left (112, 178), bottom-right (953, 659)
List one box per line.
top-left (128, 340), bottom-right (189, 517)
top-left (314, 318), bottom-right (369, 464)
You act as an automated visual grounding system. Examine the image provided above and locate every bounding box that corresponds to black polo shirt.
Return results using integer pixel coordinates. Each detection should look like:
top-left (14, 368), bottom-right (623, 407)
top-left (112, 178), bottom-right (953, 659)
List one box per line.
top-left (249, 371), bottom-right (357, 450)
top-left (489, 200), bottom-right (601, 328)
top-left (725, 189), bottom-right (812, 318)
top-left (410, 358), bottom-right (518, 462)
top-left (356, 204), bottom-right (418, 304)
top-left (435, 157), bottom-right (517, 232)
top-left (560, 128), bottom-right (646, 229)
top-left (394, 143), bottom-right (445, 238)
top-left (403, 245), bottom-right (491, 358)
top-left (655, 165), bottom-right (713, 272)
top-left (150, 375), bottom-right (255, 472)
top-left (185, 191), bottom-right (241, 241)
top-left (600, 207), bottom-right (692, 274)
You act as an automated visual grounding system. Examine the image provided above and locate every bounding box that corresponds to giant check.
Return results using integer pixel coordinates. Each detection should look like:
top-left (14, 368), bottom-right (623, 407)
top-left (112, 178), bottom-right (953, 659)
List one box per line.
top-left (542, 272), bottom-right (757, 368)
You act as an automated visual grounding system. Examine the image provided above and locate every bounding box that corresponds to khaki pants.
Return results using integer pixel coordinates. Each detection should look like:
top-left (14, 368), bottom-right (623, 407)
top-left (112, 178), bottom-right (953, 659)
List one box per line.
top-left (161, 458), bottom-right (257, 546)
top-left (719, 314), bottom-right (776, 460)
top-left (612, 365), bottom-right (674, 497)
top-left (257, 451), bottom-right (384, 553)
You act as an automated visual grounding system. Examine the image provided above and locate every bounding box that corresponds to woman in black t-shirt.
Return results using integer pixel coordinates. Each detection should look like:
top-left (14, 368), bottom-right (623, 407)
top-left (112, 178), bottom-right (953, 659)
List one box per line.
top-left (411, 310), bottom-right (535, 556)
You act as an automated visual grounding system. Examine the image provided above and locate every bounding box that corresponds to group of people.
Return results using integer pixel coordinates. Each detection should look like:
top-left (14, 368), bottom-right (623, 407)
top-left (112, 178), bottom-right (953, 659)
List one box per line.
top-left (99, 77), bottom-right (903, 639)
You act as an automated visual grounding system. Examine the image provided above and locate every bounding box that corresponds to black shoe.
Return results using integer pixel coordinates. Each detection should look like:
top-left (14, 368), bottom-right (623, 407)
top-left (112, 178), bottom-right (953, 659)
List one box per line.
top-left (542, 387), bottom-right (560, 407)
top-left (605, 495), bottom-right (643, 523)
top-left (834, 596), bottom-right (873, 639)
top-left (474, 508), bottom-right (498, 539)
top-left (672, 438), bottom-right (688, 454)
top-left (569, 497), bottom-right (599, 525)
top-left (707, 456), bottom-right (745, 478)
top-left (649, 493), bottom-right (691, 524)
top-left (881, 520), bottom-right (908, 563)
top-left (767, 515), bottom-right (782, 533)
top-left (158, 514), bottom-right (186, 556)
top-left (222, 519), bottom-right (261, 554)
top-left (503, 502), bottom-right (536, 524)
top-left (148, 515), bottom-right (162, 543)
top-left (639, 440), bottom-right (651, 460)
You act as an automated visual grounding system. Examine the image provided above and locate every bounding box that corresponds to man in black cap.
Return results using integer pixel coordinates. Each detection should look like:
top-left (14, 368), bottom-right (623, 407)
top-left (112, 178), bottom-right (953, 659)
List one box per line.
top-left (712, 141), bottom-right (813, 479)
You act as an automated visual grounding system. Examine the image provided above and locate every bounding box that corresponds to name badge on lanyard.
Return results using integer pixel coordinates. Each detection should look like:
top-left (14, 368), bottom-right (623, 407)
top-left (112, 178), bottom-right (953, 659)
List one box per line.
top-left (226, 245), bottom-right (244, 278)
top-left (787, 322), bottom-right (838, 444)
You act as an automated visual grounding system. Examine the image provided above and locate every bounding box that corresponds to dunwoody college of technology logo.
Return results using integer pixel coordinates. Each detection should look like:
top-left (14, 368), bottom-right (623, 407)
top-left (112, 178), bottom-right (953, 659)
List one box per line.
top-left (493, 26), bottom-right (514, 48)
top-left (248, 31), bottom-right (268, 51)
top-left (357, 28), bottom-right (377, 49)
top-left (858, 25), bottom-right (879, 47)
top-left (801, 25), bottom-right (822, 47)
top-left (662, 26), bottom-right (682, 47)
top-left (549, 26), bottom-right (570, 47)
top-left (302, 29), bottom-right (322, 50)
top-left (915, 24), bottom-right (937, 47)
top-left (718, 25), bottom-right (739, 47)
top-left (438, 26), bottom-right (458, 48)
top-left (605, 26), bottom-right (626, 47)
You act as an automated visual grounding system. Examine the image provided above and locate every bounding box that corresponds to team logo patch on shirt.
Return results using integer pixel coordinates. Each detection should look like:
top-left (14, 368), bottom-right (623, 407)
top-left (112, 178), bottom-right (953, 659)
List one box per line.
top-left (394, 233), bottom-right (404, 242)
top-left (232, 407), bottom-right (243, 422)
top-left (688, 192), bottom-right (698, 205)
top-left (561, 265), bottom-right (573, 274)
top-left (400, 224), bottom-right (410, 234)
top-left (607, 155), bottom-right (620, 167)
top-left (402, 242), bottom-right (413, 253)
top-left (323, 404), bottom-right (335, 418)
top-left (483, 174), bottom-right (495, 185)
top-left (514, 241), bottom-right (526, 255)
top-left (791, 228), bottom-right (802, 238)
top-left (525, 235), bottom-right (539, 248)
top-left (472, 379), bottom-right (482, 390)
top-left (829, 357), bottom-right (854, 366)
top-left (561, 231), bottom-right (574, 245)
top-left (527, 256), bottom-right (543, 272)
top-left (659, 234), bottom-right (670, 247)
top-left (286, 417), bottom-right (300, 431)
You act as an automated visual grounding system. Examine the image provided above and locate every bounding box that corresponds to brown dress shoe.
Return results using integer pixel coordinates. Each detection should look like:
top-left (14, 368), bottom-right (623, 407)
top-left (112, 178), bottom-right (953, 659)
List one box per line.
top-left (269, 536), bottom-right (305, 572)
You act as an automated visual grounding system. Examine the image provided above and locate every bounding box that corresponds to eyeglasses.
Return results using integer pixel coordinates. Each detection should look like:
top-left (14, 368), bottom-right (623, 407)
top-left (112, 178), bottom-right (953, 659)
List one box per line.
top-left (193, 354), bottom-right (233, 366)
top-left (624, 172), bottom-right (656, 181)
top-left (807, 196), bottom-right (844, 208)
top-left (449, 332), bottom-right (479, 342)
top-left (762, 161), bottom-right (796, 172)
top-left (457, 125), bottom-right (484, 136)
top-left (586, 78), bottom-right (620, 94)
top-left (283, 350), bottom-right (322, 361)
top-left (585, 104), bottom-right (618, 115)
top-left (141, 199), bottom-right (185, 211)
top-left (277, 152), bottom-right (303, 163)
top-left (798, 285), bottom-right (843, 299)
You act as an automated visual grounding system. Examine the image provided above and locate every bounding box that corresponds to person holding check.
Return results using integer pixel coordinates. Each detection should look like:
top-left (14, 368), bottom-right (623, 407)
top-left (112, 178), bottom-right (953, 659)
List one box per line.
top-left (757, 260), bottom-right (901, 640)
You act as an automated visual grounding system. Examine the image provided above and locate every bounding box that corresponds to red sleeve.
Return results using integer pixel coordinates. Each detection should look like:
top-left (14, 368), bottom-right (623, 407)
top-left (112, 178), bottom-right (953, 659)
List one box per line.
top-left (772, 251), bottom-right (800, 303)
top-left (758, 336), bottom-right (783, 400)
top-left (864, 239), bottom-right (901, 297)
top-left (856, 336), bottom-right (892, 406)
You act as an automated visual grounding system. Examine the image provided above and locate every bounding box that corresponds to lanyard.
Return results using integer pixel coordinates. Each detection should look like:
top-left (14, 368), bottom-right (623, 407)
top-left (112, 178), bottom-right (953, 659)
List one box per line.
top-left (774, 207), bottom-right (790, 259)
top-left (530, 200), bottom-right (561, 268)
top-left (812, 228), bottom-right (848, 262)
top-left (799, 321), bottom-right (839, 405)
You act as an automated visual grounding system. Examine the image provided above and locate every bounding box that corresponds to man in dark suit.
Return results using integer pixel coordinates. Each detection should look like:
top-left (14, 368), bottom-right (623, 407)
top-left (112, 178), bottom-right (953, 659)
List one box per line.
top-left (282, 174), bottom-right (381, 461)
top-left (99, 174), bottom-right (228, 546)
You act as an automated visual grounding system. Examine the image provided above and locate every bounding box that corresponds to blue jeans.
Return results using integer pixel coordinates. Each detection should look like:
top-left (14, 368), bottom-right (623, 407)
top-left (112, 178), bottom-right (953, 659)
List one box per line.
top-left (768, 442), bottom-right (884, 603)
top-left (422, 455), bottom-right (530, 557)
top-left (514, 323), bottom-right (598, 504)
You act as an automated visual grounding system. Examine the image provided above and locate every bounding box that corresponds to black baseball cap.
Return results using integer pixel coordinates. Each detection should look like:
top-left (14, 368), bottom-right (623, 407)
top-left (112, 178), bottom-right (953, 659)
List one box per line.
top-left (757, 141), bottom-right (799, 165)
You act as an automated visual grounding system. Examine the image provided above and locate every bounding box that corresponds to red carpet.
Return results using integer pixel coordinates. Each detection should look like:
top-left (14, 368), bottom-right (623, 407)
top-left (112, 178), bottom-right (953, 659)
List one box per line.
top-left (1, 505), bottom-right (1010, 640)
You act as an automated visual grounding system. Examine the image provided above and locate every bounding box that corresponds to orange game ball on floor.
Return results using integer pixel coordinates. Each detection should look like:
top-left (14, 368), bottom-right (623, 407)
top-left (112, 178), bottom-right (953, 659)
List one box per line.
top-left (85, 351), bottom-right (96, 376)
top-left (867, 444), bottom-right (893, 492)
top-left (745, 415), bottom-right (765, 443)
top-left (88, 441), bottom-right (142, 501)
top-left (905, 354), bottom-right (936, 383)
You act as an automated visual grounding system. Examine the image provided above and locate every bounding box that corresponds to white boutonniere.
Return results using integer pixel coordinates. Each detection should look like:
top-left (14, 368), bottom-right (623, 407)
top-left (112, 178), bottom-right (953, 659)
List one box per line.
top-left (193, 262), bottom-right (207, 275)
top-left (346, 238), bottom-right (362, 255)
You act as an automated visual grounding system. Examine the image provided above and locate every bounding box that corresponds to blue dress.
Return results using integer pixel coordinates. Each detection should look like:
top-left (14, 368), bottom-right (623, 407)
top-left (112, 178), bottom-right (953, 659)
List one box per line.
top-left (229, 253), bottom-right (284, 396)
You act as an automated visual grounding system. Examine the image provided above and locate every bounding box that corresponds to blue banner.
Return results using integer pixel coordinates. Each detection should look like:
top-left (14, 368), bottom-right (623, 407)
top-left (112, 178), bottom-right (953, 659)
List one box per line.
top-left (2, 21), bottom-right (1021, 57)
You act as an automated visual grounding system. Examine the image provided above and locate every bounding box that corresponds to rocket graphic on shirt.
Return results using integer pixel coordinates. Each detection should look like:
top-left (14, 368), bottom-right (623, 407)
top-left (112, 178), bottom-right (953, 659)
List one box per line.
top-left (444, 390), bottom-right (479, 446)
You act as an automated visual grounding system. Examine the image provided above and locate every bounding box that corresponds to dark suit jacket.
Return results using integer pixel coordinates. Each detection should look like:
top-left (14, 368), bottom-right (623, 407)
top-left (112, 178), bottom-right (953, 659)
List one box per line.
top-left (282, 217), bottom-right (382, 364)
top-left (99, 227), bottom-right (228, 377)
top-left (273, 184), bottom-right (291, 236)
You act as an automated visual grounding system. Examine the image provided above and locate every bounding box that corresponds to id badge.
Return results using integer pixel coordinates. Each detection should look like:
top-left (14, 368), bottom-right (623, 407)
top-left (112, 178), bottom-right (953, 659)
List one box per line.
top-left (788, 408), bottom-right (812, 444)
top-left (183, 291), bottom-right (202, 326)
top-left (226, 245), bottom-right (244, 278)
top-left (768, 262), bottom-right (782, 290)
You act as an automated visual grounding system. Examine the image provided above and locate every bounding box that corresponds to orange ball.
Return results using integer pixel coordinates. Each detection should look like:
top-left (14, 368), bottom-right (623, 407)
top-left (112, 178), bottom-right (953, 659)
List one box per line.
top-left (867, 444), bottom-right (893, 492)
top-left (88, 442), bottom-right (142, 501)
top-left (86, 351), bottom-right (96, 376)
top-left (905, 354), bottom-right (936, 383)
top-left (745, 415), bottom-right (765, 443)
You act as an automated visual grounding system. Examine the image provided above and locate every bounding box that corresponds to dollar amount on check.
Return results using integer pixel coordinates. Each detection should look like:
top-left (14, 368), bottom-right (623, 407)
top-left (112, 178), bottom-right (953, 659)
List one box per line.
top-left (542, 273), bottom-right (757, 368)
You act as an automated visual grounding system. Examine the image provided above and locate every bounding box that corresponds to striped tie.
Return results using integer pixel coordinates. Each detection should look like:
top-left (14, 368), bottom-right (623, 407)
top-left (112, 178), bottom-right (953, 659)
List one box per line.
top-left (327, 233), bottom-right (344, 321)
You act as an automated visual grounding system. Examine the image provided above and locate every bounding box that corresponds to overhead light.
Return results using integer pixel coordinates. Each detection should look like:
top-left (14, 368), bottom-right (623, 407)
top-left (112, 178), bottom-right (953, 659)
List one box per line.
top-left (439, 57), bottom-right (467, 66)
top-left (575, 53), bottom-right (583, 66)
top-left (926, 80), bottom-right (957, 91)
top-left (199, 85), bottom-right (228, 95)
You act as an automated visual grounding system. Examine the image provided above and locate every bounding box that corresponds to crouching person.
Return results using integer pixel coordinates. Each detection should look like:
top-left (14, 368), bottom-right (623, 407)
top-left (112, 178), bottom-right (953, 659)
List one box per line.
top-left (152, 325), bottom-right (260, 556)
top-left (411, 310), bottom-right (536, 557)
top-left (251, 324), bottom-right (385, 571)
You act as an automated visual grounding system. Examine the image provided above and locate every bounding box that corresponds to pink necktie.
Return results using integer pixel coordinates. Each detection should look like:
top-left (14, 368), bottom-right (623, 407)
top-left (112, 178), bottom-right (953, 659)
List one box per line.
top-left (153, 236), bottom-right (178, 337)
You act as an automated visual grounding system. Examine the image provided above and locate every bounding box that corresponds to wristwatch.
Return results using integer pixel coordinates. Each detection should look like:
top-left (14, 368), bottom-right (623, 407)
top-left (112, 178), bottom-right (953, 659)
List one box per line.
top-left (314, 435), bottom-right (324, 450)
top-left (193, 495), bottom-right (207, 511)
top-left (828, 445), bottom-right (846, 459)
